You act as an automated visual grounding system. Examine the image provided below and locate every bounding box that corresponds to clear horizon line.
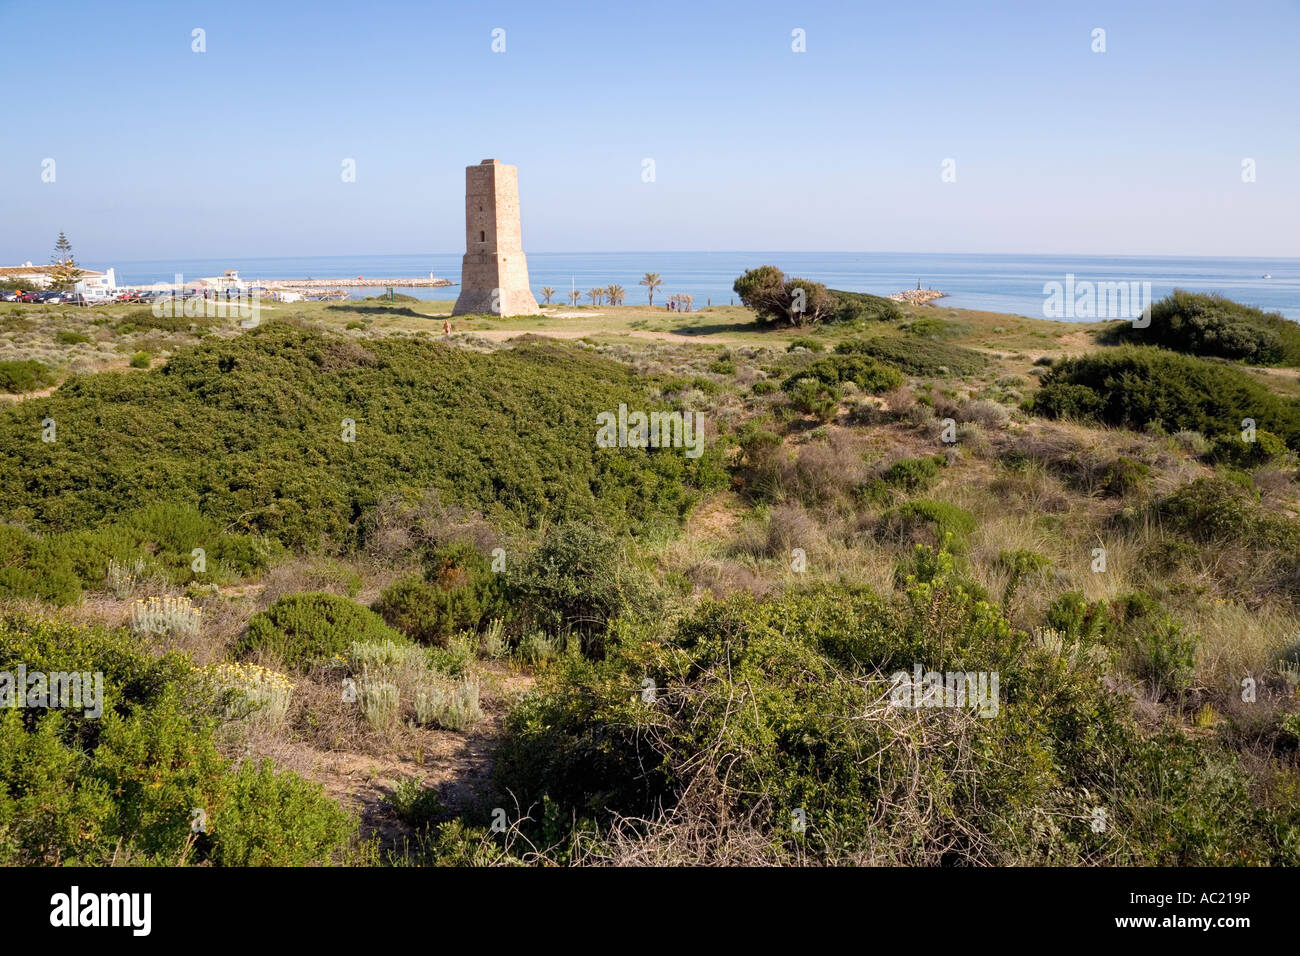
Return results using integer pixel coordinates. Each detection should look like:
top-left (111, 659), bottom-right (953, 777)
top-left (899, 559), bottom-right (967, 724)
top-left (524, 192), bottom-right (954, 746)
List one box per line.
top-left (84, 249), bottom-right (1300, 265)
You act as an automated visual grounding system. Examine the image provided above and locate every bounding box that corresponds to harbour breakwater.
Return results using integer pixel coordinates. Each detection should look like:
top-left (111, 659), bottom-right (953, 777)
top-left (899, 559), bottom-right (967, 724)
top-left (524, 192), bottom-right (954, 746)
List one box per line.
top-left (259, 277), bottom-right (455, 289)
top-left (888, 288), bottom-right (947, 306)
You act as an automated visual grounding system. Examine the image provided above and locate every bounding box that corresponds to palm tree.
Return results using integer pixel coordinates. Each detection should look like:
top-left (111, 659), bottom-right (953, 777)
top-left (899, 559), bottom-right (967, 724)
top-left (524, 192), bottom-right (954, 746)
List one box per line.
top-left (541, 286), bottom-right (556, 305)
top-left (640, 272), bottom-right (662, 306)
top-left (568, 288), bottom-right (582, 306)
top-left (607, 284), bottom-right (625, 307)
top-left (587, 288), bottom-right (604, 306)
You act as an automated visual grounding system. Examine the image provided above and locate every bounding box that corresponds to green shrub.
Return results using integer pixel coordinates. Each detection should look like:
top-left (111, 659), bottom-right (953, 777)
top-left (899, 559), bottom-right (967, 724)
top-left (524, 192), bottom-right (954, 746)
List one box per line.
top-left (209, 759), bottom-right (355, 866)
top-left (1103, 290), bottom-right (1300, 366)
top-left (129, 351), bottom-right (151, 369)
top-left (787, 336), bottom-right (824, 352)
top-left (0, 327), bottom-right (724, 550)
top-left (0, 503), bottom-right (274, 606)
top-left (507, 521), bottom-right (654, 648)
top-left (880, 499), bottom-right (977, 550)
top-left (783, 354), bottom-right (903, 394)
top-left (785, 378), bottom-right (840, 421)
top-left (372, 544), bottom-right (505, 646)
top-left (1208, 429), bottom-right (1292, 468)
top-left (57, 331), bottom-right (91, 345)
top-left (499, 556), bottom-right (1295, 864)
top-left (1099, 456), bottom-right (1150, 497)
top-left (240, 592), bottom-right (408, 668)
top-left (827, 288), bottom-right (903, 323)
top-left (1109, 593), bottom-right (1198, 696)
top-left (833, 336), bottom-right (988, 377)
top-left (1032, 347), bottom-right (1300, 448)
top-left (0, 614), bottom-right (352, 865)
top-left (1152, 477), bottom-right (1272, 544)
top-left (0, 360), bottom-right (56, 393)
top-left (1044, 592), bottom-right (1110, 646)
top-left (881, 455), bottom-right (944, 492)
top-left (386, 777), bottom-right (446, 829)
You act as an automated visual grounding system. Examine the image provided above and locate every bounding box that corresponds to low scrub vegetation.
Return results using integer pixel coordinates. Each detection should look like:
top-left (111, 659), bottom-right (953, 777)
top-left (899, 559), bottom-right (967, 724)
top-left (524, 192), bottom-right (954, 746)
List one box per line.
top-left (0, 359), bottom-right (56, 393)
top-left (1103, 290), bottom-right (1300, 366)
top-left (5, 292), bottom-right (1298, 869)
top-left (0, 615), bottom-right (353, 865)
top-left (1031, 347), bottom-right (1300, 448)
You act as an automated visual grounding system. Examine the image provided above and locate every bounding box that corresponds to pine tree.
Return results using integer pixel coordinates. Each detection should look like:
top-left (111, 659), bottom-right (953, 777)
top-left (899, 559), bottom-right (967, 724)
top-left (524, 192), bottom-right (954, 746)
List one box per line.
top-left (48, 232), bottom-right (85, 290)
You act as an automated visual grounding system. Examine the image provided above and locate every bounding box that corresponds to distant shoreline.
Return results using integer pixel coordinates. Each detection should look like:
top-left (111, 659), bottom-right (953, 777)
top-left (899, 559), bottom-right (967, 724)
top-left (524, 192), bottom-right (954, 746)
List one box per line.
top-left (259, 277), bottom-right (454, 289)
top-left (77, 251), bottom-right (1298, 320)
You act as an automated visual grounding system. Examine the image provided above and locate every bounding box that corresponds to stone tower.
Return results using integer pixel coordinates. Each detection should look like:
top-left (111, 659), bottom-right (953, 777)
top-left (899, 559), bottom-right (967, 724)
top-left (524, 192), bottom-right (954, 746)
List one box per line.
top-left (452, 159), bottom-right (540, 316)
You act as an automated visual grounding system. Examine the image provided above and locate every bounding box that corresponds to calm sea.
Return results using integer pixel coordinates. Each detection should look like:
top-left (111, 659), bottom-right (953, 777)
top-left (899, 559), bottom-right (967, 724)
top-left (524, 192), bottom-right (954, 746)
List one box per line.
top-left (86, 252), bottom-right (1300, 321)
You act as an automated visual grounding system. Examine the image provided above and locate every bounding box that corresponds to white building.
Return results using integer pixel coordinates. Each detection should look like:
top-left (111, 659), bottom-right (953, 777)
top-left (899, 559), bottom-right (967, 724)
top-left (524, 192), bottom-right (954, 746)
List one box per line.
top-left (1, 261), bottom-right (107, 290)
top-left (197, 270), bottom-right (246, 292)
top-left (75, 268), bottom-right (119, 300)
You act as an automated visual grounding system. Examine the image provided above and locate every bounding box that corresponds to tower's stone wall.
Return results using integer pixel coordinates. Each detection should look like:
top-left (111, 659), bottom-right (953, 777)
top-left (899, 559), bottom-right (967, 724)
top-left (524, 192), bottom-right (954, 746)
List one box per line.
top-left (452, 159), bottom-right (540, 316)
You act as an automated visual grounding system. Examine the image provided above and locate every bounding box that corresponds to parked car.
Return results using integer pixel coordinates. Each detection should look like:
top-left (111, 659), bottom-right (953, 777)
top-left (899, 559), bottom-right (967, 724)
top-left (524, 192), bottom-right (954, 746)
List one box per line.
top-left (18, 291), bottom-right (40, 303)
top-left (0, 292), bottom-right (18, 302)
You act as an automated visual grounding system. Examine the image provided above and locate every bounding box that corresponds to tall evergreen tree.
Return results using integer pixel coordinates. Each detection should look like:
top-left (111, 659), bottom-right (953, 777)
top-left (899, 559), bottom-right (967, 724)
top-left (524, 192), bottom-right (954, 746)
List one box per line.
top-left (48, 232), bottom-right (84, 290)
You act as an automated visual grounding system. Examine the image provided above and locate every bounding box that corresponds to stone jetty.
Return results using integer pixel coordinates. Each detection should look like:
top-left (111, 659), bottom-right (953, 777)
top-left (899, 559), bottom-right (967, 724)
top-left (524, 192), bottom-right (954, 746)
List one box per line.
top-left (888, 287), bottom-right (947, 306)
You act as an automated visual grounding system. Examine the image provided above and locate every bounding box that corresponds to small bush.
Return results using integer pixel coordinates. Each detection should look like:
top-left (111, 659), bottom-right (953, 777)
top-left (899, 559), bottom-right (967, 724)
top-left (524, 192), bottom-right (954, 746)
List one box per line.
top-left (880, 499), bottom-right (977, 550)
top-left (834, 337), bottom-right (988, 377)
top-left (129, 352), bottom-right (151, 369)
top-left (372, 544), bottom-right (504, 646)
top-left (240, 592), bottom-right (408, 668)
top-left (785, 378), bottom-right (840, 421)
top-left (787, 336), bottom-right (824, 352)
top-left (881, 455), bottom-right (944, 492)
top-left (1208, 429), bottom-right (1291, 469)
top-left (507, 521), bottom-right (654, 647)
top-left (1032, 347), bottom-right (1300, 449)
top-left (784, 355), bottom-right (903, 395)
top-left (387, 777), bottom-right (446, 829)
top-left (0, 614), bottom-right (352, 866)
top-left (0, 360), bottom-right (56, 393)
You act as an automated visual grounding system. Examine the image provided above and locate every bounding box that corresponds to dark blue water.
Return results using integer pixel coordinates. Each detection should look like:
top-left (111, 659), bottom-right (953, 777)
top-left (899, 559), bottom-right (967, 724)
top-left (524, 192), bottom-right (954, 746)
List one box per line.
top-left (85, 252), bottom-right (1300, 320)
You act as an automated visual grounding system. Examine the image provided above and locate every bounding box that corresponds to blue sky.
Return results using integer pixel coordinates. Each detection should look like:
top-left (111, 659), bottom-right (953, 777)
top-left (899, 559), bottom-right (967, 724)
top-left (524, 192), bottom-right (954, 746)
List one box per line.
top-left (1, 0), bottom-right (1296, 262)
